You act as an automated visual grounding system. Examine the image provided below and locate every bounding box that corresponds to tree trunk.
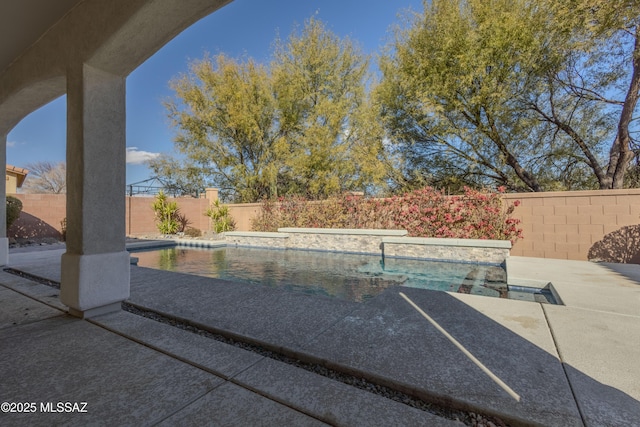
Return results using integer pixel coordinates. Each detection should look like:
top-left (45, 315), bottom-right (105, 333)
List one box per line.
top-left (606, 28), bottom-right (640, 189)
top-left (486, 116), bottom-right (543, 192)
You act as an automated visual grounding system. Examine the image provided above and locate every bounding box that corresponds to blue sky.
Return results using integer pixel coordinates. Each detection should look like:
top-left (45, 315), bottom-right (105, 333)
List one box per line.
top-left (7, 0), bottom-right (424, 185)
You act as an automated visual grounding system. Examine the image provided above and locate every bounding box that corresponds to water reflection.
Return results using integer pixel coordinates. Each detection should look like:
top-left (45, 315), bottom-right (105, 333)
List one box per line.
top-left (134, 247), bottom-right (509, 303)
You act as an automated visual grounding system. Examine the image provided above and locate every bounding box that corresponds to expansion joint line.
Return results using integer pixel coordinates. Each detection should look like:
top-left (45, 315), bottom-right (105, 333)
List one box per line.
top-left (399, 292), bottom-right (521, 402)
top-left (540, 304), bottom-right (587, 427)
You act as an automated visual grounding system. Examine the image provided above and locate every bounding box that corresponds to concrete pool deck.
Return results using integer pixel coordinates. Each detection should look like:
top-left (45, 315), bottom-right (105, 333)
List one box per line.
top-left (1, 243), bottom-right (639, 426)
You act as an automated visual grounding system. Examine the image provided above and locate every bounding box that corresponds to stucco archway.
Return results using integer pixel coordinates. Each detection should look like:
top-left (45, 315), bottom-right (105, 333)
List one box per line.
top-left (0, 0), bottom-right (232, 317)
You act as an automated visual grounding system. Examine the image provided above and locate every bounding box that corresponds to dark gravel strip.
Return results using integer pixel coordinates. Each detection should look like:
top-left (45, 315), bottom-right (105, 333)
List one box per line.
top-left (4, 268), bottom-right (61, 289)
top-left (3, 267), bottom-right (507, 427)
top-left (122, 304), bottom-right (508, 427)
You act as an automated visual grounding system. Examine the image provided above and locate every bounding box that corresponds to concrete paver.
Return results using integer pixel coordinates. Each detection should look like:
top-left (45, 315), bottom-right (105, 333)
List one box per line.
top-left (93, 310), bottom-right (462, 426)
top-left (1, 260), bottom-right (463, 425)
top-left (92, 310), bottom-right (264, 379)
top-left (0, 285), bottom-right (61, 329)
top-left (0, 271), bottom-right (65, 311)
top-left (302, 287), bottom-right (582, 426)
top-left (126, 265), bottom-right (584, 424)
top-left (7, 248), bottom-right (64, 283)
top-left (450, 292), bottom-right (559, 356)
top-left (0, 315), bottom-right (223, 426)
top-left (157, 382), bottom-right (329, 426)
top-left (544, 305), bottom-right (640, 427)
top-left (234, 357), bottom-right (463, 426)
top-left (507, 257), bottom-right (640, 316)
top-left (129, 266), bottom-right (360, 349)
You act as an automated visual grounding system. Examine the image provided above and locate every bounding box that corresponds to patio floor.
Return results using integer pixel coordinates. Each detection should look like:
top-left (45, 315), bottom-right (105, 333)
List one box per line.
top-left (1, 243), bottom-right (639, 426)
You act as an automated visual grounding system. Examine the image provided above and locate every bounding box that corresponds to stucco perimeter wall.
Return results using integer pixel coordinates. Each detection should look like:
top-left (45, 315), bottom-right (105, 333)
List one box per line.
top-left (125, 196), bottom-right (212, 235)
top-left (504, 189), bottom-right (640, 260)
top-left (11, 189), bottom-right (640, 261)
top-left (226, 189), bottom-right (640, 261)
top-left (226, 202), bottom-right (262, 232)
top-left (8, 194), bottom-right (215, 238)
top-left (8, 194), bottom-right (67, 239)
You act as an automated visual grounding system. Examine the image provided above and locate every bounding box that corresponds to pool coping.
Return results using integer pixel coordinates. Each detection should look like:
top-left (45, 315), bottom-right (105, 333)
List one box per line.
top-left (278, 227), bottom-right (409, 236)
top-left (382, 236), bottom-right (512, 249)
top-left (226, 231), bottom-right (290, 238)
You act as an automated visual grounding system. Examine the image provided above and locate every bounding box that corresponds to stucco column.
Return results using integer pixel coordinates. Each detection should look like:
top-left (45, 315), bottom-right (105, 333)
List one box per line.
top-left (205, 188), bottom-right (219, 202)
top-left (61, 63), bottom-right (129, 318)
top-left (0, 134), bottom-right (8, 266)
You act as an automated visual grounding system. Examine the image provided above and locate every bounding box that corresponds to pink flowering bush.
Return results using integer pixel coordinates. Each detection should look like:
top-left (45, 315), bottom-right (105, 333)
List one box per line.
top-left (385, 186), bottom-right (523, 242)
top-left (251, 187), bottom-right (523, 243)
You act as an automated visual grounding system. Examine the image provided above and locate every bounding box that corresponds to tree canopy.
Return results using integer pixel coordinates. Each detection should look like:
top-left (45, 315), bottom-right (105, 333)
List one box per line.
top-left (152, 18), bottom-right (387, 202)
top-left (23, 161), bottom-right (66, 194)
top-left (154, 3), bottom-right (640, 197)
top-left (377, 0), bottom-right (640, 192)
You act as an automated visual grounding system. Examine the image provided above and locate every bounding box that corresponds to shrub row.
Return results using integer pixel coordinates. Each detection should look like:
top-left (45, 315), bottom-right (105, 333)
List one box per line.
top-left (251, 187), bottom-right (523, 243)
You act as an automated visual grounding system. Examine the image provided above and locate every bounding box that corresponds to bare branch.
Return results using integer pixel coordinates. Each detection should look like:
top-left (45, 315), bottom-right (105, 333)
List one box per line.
top-left (22, 162), bottom-right (66, 194)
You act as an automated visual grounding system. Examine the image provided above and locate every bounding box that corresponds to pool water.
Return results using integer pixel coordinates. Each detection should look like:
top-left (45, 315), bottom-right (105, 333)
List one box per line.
top-left (133, 246), bottom-right (556, 304)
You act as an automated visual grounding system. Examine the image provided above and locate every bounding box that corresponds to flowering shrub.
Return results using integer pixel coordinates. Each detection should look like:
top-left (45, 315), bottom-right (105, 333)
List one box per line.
top-left (385, 186), bottom-right (523, 242)
top-left (251, 187), bottom-right (523, 243)
top-left (252, 195), bottom-right (352, 230)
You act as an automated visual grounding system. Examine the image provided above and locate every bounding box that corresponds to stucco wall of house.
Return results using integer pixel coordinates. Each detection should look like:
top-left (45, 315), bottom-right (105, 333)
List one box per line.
top-left (6, 173), bottom-right (18, 194)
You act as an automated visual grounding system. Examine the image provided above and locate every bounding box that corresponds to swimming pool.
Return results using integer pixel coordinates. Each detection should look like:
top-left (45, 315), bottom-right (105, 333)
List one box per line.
top-left (133, 246), bottom-right (557, 304)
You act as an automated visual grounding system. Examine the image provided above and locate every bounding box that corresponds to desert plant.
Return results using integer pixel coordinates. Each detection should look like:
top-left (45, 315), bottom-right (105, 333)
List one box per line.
top-left (175, 211), bottom-right (191, 233)
top-left (184, 227), bottom-right (202, 238)
top-left (6, 196), bottom-right (22, 230)
top-left (152, 191), bottom-right (180, 234)
top-left (205, 200), bottom-right (236, 233)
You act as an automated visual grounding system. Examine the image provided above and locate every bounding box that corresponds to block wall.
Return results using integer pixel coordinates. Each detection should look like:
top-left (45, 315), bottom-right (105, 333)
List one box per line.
top-left (8, 194), bottom-right (67, 239)
top-left (504, 189), bottom-right (640, 260)
top-left (8, 194), bottom-right (214, 239)
top-left (226, 203), bottom-right (262, 231)
top-left (125, 196), bottom-right (212, 236)
top-left (8, 189), bottom-right (640, 261)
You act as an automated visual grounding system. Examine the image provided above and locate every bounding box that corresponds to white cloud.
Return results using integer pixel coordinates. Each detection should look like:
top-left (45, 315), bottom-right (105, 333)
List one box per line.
top-left (126, 147), bottom-right (160, 164)
top-left (6, 141), bottom-right (17, 147)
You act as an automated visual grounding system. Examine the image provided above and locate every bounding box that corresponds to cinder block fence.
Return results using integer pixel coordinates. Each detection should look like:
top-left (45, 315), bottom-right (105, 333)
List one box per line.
top-left (503, 189), bottom-right (640, 260)
top-left (8, 188), bottom-right (640, 261)
top-left (8, 193), bottom-right (215, 239)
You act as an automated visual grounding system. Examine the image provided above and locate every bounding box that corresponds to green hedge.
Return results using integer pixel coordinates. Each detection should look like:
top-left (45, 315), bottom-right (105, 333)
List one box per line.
top-left (6, 196), bottom-right (22, 230)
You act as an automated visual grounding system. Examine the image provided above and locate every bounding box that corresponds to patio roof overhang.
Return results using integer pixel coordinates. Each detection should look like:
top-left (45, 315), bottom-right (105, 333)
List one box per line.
top-left (0, 0), bottom-right (232, 135)
top-left (0, 0), bottom-right (233, 317)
